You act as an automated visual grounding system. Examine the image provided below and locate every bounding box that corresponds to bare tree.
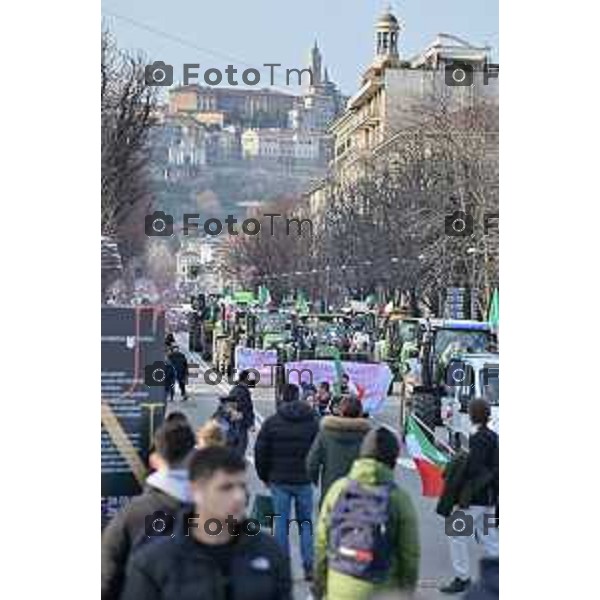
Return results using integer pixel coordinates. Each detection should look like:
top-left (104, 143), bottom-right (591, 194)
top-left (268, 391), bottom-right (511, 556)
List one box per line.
top-left (101, 28), bottom-right (157, 266)
top-left (222, 89), bottom-right (498, 316)
top-left (145, 239), bottom-right (177, 292)
top-left (320, 94), bottom-right (498, 315)
top-left (223, 196), bottom-right (311, 300)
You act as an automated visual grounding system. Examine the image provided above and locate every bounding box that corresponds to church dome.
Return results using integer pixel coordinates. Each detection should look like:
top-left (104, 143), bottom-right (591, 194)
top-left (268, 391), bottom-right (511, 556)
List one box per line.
top-left (377, 11), bottom-right (398, 27)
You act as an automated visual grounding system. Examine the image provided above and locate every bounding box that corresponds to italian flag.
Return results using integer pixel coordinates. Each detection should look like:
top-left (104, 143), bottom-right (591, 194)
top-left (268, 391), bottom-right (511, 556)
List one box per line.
top-left (404, 415), bottom-right (449, 497)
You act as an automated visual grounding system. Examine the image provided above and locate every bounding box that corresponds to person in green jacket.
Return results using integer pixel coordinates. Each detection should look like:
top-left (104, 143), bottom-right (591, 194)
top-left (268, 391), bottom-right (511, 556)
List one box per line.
top-left (306, 396), bottom-right (372, 503)
top-left (314, 427), bottom-right (420, 600)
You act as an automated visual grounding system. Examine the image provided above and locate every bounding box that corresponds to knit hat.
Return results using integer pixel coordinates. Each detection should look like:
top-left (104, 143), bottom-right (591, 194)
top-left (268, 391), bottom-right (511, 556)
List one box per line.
top-left (359, 427), bottom-right (400, 469)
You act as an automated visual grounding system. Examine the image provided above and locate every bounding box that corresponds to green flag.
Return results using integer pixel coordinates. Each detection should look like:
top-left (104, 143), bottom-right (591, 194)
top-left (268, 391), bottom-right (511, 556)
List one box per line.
top-left (258, 285), bottom-right (271, 306)
top-left (487, 288), bottom-right (499, 331)
top-left (295, 290), bottom-right (309, 314)
top-left (233, 290), bottom-right (256, 305)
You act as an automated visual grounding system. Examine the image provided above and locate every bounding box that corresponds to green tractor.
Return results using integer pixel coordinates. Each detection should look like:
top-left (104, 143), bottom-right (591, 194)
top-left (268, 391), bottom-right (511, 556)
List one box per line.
top-left (212, 306), bottom-right (258, 377)
top-left (255, 309), bottom-right (293, 351)
top-left (378, 312), bottom-right (422, 381)
top-left (407, 319), bottom-right (497, 433)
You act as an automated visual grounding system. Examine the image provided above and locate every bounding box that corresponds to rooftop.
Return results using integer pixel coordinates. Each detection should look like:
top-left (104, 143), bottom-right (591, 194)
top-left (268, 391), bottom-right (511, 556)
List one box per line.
top-left (169, 84), bottom-right (297, 98)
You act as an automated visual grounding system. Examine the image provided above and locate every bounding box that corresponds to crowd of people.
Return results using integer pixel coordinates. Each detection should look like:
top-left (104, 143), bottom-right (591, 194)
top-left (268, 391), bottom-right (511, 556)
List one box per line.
top-left (102, 373), bottom-right (499, 600)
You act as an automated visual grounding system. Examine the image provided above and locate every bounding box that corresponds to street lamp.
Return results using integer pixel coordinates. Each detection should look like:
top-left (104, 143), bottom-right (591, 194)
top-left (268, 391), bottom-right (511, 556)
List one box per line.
top-left (466, 247), bottom-right (478, 318)
top-left (324, 265), bottom-right (331, 309)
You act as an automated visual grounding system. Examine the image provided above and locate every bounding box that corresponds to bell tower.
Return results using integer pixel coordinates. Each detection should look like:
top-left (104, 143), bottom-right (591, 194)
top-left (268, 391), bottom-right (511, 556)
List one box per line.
top-left (375, 7), bottom-right (401, 65)
top-left (310, 40), bottom-right (323, 85)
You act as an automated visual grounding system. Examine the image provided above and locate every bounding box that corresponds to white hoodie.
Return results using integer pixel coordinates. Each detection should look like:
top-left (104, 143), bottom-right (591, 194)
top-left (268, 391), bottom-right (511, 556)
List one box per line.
top-left (144, 469), bottom-right (193, 503)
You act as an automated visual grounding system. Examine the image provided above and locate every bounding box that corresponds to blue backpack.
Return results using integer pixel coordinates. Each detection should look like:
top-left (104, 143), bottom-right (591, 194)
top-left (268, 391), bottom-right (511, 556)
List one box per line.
top-left (213, 407), bottom-right (241, 447)
top-left (328, 479), bottom-right (395, 583)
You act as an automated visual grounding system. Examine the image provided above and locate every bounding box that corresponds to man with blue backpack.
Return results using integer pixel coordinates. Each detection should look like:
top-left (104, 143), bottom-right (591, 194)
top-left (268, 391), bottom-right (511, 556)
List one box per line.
top-left (314, 427), bottom-right (420, 600)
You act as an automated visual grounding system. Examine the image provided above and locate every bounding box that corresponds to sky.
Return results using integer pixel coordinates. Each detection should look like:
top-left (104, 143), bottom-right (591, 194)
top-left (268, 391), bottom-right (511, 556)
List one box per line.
top-left (101, 0), bottom-right (498, 96)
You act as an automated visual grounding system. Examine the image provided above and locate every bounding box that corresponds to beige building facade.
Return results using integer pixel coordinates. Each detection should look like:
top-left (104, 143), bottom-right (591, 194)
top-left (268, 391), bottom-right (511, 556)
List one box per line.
top-left (328, 12), bottom-right (496, 182)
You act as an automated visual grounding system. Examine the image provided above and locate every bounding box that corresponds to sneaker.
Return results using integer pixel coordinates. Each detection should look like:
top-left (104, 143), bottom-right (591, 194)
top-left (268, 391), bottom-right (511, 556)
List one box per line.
top-left (439, 577), bottom-right (471, 594)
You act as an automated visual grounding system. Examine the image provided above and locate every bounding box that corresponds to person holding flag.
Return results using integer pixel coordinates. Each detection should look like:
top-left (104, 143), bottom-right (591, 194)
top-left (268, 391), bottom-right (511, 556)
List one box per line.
top-left (437, 399), bottom-right (499, 594)
top-left (404, 413), bottom-right (451, 497)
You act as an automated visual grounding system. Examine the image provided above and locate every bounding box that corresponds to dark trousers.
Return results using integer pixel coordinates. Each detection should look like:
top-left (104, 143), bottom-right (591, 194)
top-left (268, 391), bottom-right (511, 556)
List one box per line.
top-left (176, 378), bottom-right (186, 398)
top-left (165, 379), bottom-right (186, 402)
top-left (232, 427), bottom-right (249, 458)
top-left (165, 385), bottom-right (174, 402)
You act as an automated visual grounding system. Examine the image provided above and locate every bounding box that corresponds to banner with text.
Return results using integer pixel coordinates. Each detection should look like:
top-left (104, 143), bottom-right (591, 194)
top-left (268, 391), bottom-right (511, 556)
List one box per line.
top-left (283, 359), bottom-right (393, 414)
top-left (235, 347), bottom-right (278, 386)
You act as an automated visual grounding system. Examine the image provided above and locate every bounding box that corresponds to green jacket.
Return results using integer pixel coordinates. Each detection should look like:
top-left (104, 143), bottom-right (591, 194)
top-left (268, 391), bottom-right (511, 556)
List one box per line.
top-left (314, 458), bottom-right (420, 600)
top-left (306, 416), bottom-right (372, 500)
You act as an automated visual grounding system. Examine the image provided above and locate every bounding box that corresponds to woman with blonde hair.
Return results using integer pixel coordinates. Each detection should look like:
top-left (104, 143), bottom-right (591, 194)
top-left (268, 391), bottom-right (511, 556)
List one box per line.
top-left (196, 419), bottom-right (227, 449)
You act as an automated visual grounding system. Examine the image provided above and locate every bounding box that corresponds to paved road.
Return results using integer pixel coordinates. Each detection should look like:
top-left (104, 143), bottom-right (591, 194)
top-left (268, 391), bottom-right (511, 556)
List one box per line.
top-left (170, 338), bottom-right (485, 599)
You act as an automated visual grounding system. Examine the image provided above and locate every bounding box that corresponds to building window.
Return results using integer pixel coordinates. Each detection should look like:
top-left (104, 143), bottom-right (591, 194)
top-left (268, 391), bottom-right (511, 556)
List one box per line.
top-left (382, 32), bottom-right (389, 52)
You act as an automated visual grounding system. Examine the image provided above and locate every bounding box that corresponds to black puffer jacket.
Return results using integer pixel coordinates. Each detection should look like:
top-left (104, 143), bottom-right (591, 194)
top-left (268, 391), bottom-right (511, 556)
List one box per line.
top-left (254, 400), bottom-right (319, 485)
top-left (230, 383), bottom-right (255, 430)
top-left (464, 426), bottom-right (499, 507)
top-left (168, 350), bottom-right (188, 380)
top-left (121, 510), bottom-right (292, 600)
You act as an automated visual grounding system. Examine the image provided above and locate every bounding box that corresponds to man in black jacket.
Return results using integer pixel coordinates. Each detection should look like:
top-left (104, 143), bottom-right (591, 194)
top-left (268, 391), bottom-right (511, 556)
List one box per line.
top-left (254, 383), bottom-right (319, 581)
top-left (228, 369), bottom-right (256, 456)
top-left (440, 399), bottom-right (499, 594)
top-left (101, 420), bottom-right (196, 600)
top-left (163, 351), bottom-right (177, 403)
top-left (168, 345), bottom-right (189, 401)
top-left (121, 446), bottom-right (292, 600)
